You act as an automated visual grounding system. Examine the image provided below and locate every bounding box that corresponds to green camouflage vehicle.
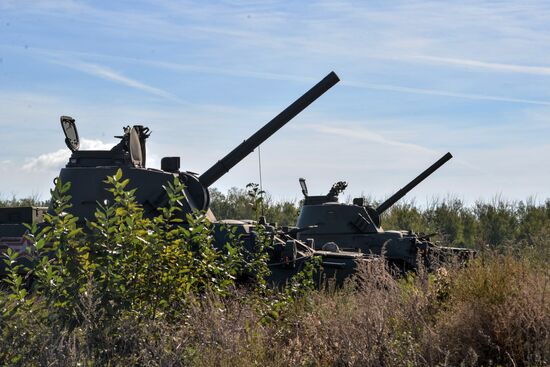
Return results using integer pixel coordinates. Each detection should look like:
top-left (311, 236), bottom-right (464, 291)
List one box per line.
top-left (1, 72), bottom-right (375, 285)
top-left (295, 153), bottom-right (475, 272)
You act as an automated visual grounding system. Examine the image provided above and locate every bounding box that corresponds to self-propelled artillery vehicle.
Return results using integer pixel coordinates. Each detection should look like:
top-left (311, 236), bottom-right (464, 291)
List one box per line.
top-left (1, 72), bottom-right (370, 285)
top-left (295, 152), bottom-right (475, 272)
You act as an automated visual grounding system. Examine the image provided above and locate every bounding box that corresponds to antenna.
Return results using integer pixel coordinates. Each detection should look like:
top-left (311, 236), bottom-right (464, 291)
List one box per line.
top-left (258, 146), bottom-right (264, 216)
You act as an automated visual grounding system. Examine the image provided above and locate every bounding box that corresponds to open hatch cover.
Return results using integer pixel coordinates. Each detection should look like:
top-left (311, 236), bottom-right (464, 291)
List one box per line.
top-left (129, 126), bottom-right (144, 167)
top-left (60, 115), bottom-right (80, 152)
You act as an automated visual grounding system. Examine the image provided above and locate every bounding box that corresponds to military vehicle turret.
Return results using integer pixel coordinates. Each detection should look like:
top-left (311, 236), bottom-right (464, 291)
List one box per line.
top-left (295, 152), bottom-right (475, 272)
top-left (1, 72), bottom-right (371, 285)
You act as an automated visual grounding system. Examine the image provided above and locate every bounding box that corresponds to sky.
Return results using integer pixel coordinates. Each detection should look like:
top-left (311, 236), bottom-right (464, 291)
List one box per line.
top-left (1, 0), bottom-right (550, 206)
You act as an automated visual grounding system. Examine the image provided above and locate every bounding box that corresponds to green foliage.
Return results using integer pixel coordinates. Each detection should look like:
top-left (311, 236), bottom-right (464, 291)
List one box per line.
top-left (1, 248), bottom-right (29, 322)
top-left (474, 198), bottom-right (517, 246)
top-left (210, 186), bottom-right (299, 226)
top-left (381, 197), bottom-right (550, 249)
top-left (3, 171), bottom-right (250, 329)
top-left (1, 245), bottom-right (547, 366)
top-left (3, 178), bottom-right (550, 365)
top-left (7, 185), bottom-right (550, 250)
top-left (246, 183), bottom-right (265, 221)
top-left (0, 194), bottom-right (49, 208)
top-left (382, 201), bottom-right (430, 233)
top-left (238, 182), bottom-right (321, 322)
top-left (0, 172), bottom-right (322, 365)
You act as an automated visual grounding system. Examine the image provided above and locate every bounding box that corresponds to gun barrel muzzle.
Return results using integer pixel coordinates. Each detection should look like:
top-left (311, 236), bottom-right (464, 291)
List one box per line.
top-left (199, 72), bottom-right (340, 188)
top-left (376, 152), bottom-right (453, 215)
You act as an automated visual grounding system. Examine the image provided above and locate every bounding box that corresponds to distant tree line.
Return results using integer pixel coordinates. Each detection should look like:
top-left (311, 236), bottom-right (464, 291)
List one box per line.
top-left (209, 187), bottom-right (299, 227)
top-left (211, 187), bottom-right (550, 249)
top-left (4, 187), bottom-right (550, 249)
top-left (0, 195), bottom-right (49, 208)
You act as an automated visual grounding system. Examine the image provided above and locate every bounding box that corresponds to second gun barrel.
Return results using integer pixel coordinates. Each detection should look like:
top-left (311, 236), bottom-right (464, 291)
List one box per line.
top-left (376, 152), bottom-right (453, 215)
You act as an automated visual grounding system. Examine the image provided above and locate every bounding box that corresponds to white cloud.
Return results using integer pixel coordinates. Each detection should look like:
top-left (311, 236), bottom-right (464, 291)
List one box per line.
top-left (115, 57), bottom-right (550, 106)
top-left (80, 139), bottom-right (113, 150)
top-left (22, 139), bottom-right (112, 172)
top-left (22, 149), bottom-right (68, 172)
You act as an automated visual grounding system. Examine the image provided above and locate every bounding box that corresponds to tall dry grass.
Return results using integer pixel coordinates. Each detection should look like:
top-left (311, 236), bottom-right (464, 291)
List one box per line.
top-left (2, 243), bottom-right (548, 366)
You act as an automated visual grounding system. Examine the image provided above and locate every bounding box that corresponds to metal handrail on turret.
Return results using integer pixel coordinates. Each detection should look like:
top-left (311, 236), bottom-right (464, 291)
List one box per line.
top-left (199, 71), bottom-right (340, 188)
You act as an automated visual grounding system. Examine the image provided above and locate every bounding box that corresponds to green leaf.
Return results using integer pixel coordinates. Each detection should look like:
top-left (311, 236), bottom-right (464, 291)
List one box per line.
top-left (117, 168), bottom-right (124, 180)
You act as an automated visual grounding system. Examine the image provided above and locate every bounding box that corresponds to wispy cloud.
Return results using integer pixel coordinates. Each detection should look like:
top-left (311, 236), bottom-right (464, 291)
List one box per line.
top-left (302, 123), bottom-right (436, 154)
top-left (301, 122), bottom-right (485, 174)
top-left (23, 45), bottom-right (550, 107)
top-left (343, 80), bottom-right (550, 106)
top-left (46, 57), bottom-right (183, 102)
top-left (411, 55), bottom-right (550, 76)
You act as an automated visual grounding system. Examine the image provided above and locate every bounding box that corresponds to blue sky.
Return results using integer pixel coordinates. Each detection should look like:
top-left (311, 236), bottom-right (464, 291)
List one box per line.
top-left (1, 0), bottom-right (550, 205)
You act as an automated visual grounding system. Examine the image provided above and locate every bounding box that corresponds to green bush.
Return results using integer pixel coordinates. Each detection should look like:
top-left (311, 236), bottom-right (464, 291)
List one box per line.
top-left (24, 170), bottom-right (246, 324)
top-left (1, 170), bottom-right (249, 363)
top-left (0, 170), bottom-right (320, 365)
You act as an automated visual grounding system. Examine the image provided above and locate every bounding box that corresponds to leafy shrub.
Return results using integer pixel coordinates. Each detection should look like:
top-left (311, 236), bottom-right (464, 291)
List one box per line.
top-left (25, 170), bottom-right (244, 324)
top-left (1, 170), bottom-right (321, 365)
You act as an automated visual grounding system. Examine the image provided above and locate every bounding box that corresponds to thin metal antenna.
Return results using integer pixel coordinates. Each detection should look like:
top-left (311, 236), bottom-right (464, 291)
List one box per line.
top-left (258, 145), bottom-right (265, 216)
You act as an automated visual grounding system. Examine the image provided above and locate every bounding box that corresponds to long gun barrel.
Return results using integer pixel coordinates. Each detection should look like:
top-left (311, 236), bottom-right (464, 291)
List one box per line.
top-left (375, 152), bottom-right (453, 215)
top-left (199, 71), bottom-right (340, 188)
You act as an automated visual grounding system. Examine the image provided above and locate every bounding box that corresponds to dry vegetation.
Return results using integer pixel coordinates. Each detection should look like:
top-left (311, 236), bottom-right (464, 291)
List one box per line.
top-left (2, 246), bottom-right (548, 366)
top-left (1, 182), bottom-right (549, 366)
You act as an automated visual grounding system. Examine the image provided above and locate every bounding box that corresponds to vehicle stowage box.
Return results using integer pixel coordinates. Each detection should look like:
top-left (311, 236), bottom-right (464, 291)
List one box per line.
top-left (0, 207), bottom-right (47, 225)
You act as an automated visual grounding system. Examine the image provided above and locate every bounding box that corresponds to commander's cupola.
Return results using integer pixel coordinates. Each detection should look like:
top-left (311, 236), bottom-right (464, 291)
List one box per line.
top-left (61, 116), bottom-right (151, 168)
top-left (300, 178), bottom-right (346, 205)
